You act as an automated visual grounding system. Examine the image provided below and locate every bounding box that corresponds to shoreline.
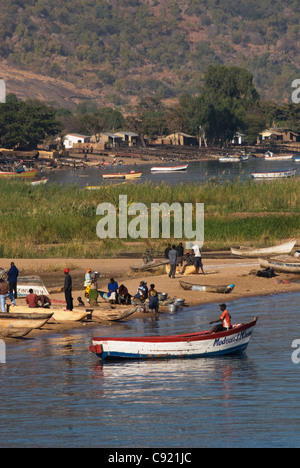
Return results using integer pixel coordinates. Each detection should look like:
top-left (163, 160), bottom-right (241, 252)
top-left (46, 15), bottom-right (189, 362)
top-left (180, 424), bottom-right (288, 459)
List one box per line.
top-left (2, 256), bottom-right (300, 344)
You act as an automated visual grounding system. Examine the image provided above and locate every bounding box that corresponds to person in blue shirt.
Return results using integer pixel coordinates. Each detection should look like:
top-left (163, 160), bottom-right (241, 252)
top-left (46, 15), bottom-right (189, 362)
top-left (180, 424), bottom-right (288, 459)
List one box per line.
top-left (7, 262), bottom-right (19, 303)
top-left (108, 278), bottom-right (119, 304)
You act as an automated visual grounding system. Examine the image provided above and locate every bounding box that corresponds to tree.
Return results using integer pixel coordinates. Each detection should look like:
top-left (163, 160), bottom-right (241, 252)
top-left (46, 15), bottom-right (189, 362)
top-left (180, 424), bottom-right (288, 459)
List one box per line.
top-left (0, 94), bottom-right (62, 149)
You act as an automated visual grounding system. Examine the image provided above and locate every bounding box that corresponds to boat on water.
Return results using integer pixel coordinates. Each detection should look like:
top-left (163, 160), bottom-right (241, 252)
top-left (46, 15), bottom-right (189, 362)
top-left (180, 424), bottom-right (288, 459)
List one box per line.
top-left (251, 168), bottom-right (296, 179)
top-left (0, 170), bottom-right (38, 178)
top-left (264, 151), bottom-right (294, 160)
top-left (30, 178), bottom-right (48, 186)
top-left (294, 157), bottom-right (300, 162)
top-left (218, 154), bottom-right (247, 162)
top-left (12, 306), bottom-right (88, 322)
top-left (179, 281), bottom-right (235, 294)
top-left (102, 171), bottom-right (142, 180)
top-left (259, 255), bottom-right (300, 273)
top-left (89, 317), bottom-right (258, 360)
top-left (231, 239), bottom-right (297, 258)
top-left (150, 164), bottom-right (188, 172)
top-left (0, 312), bottom-right (53, 329)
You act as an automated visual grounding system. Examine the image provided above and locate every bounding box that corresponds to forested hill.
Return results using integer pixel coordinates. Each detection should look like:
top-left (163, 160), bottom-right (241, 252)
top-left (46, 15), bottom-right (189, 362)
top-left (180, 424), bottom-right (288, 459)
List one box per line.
top-left (1, 0), bottom-right (299, 108)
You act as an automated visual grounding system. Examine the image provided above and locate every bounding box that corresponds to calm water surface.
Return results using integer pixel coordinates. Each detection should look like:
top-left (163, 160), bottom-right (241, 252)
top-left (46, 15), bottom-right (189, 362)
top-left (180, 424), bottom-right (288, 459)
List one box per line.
top-left (1, 292), bottom-right (300, 448)
top-left (42, 158), bottom-right (300, 187)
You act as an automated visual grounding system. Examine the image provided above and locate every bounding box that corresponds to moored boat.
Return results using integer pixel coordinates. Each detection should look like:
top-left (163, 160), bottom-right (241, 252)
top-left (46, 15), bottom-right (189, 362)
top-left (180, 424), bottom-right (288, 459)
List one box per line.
top-left (179, 281), bottom-right (235, 294)
top-left (89, 317), bottom-right (258, 360)
top-left (259, 255), bottom-right (300, 273)
top-left (151, 164), bottom-right (188, 172)
top-left (30, 178), bottom-right (48, 186)
top-left (219, 155), bottom-right (243, 162)
top-left (231, 240), bottom-right (297, 258)
top-left (12, 306), bottom-right (88, 322)
top-left (0, 312), bottom-right (53, 329)
top-left (102, 171), bottom-right (142, 180)
top-left (251, 168), bottom-right (296, 179)
top-left (264, 151), bottom-right (294, 160)
top-left (0, 170), bottom-right (38, 178)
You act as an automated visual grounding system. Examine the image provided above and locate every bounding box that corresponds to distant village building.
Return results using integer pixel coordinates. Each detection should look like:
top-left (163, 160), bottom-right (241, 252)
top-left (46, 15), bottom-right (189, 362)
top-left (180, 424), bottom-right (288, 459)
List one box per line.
top-left (115, 131), bottom-right (140, 146)
top-left (257, 128), bottom-right (300, 144)
top-left (152, 132), bottom-right (198, 146)
top-left (231, 132), bottom-right (245, 145)
top-left (63, 134), bottom-right (91, 149)
top-left (90, 132), bottom-right (123, 148)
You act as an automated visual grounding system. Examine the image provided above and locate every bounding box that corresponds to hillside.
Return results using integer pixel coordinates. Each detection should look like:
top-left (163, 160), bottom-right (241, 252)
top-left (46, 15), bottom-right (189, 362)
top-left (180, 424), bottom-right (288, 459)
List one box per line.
top-left (1, 0), bottom-right (299, 108)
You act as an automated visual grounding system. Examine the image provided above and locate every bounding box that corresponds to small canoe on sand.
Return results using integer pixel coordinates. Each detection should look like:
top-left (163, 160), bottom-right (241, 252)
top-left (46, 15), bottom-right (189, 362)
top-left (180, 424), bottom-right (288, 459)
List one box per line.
top-left (12, 306), bottom-right (88, 322)
top-left (179, 281), bottom-right (235, 294)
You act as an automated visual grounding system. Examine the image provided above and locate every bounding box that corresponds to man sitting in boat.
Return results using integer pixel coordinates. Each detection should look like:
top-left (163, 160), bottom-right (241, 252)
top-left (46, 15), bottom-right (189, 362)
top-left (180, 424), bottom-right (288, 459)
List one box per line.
top-left (26, 288), bottom-right (39, 308)
top-left (209, 304), bottom-right (232, 333)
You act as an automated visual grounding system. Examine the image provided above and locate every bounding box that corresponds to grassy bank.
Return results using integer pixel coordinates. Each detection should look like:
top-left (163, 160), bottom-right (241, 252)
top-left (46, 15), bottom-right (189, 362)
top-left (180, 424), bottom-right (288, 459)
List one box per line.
top-left (0, 178), bottom-right (299, 258)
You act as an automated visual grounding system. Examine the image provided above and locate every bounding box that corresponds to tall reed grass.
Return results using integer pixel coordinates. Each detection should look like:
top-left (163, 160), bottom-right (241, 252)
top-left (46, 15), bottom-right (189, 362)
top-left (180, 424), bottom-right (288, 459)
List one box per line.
top-left (0, 178), bottom-right (299, 257)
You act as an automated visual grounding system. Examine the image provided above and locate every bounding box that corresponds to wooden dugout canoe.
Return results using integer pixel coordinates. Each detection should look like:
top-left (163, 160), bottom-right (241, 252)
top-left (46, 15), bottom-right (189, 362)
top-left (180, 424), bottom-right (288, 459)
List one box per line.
top-left (12, 306), bottom-right (88, 322)
top-left (0, 327), bottom-right (33, 338)
top-left (179, 280), bottom-right (235, 294)
top-left (0, 312), bottom-right (53, 329)
top-left (92, 307), bottom-right (137, 322)
top-left (0, 170), bottom-right (38, 178)
top-left (230, 240), bottom-right (297, 258)
top-left (259, 256), bottom-right (300, 274)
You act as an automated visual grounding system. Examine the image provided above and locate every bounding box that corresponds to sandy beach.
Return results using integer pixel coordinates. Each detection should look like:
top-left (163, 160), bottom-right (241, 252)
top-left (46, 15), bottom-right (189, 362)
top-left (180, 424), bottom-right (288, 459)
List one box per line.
top-left (1, 254), bottom-right (300, 343)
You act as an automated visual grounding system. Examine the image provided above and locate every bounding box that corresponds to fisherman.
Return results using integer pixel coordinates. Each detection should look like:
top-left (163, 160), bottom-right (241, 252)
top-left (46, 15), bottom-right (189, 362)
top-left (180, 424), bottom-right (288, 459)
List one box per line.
top-left (64, 268), bottom-right (73, 311)
top-left (176, 242), bottom-right (184, 266)
top-left (209, 304), bottom-right (232, 333)
top-left (164, 243), bottom-right (171, 259)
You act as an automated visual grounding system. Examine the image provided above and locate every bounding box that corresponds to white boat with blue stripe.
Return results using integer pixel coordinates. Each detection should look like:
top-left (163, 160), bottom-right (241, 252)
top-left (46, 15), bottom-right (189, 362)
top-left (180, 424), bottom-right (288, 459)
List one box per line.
top-left (90, 318), bottom-right (258, 360)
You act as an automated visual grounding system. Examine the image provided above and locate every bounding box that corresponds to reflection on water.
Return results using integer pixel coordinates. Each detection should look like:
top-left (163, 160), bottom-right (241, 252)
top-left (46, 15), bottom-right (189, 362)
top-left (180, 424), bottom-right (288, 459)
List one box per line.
top-left (1, 292), bottom-right (300, 448)
top-left (41, 159), bottom-right (299, 188)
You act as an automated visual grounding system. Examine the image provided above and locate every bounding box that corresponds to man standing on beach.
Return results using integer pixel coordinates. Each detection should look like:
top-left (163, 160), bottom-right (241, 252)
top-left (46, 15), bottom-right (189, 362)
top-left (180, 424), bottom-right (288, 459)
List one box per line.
top-left (168, 245), bottom-right (178, 278)
top-left (191, 243), bottom-right (205, 274)
top-left (64, 268), bottom-right (73, 311)
top-left (7, 261), bottom-right (19, 302)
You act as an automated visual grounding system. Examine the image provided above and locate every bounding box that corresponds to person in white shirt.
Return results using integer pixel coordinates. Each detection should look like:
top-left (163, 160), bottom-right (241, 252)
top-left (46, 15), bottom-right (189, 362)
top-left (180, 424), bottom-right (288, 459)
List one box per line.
top-left (191, 243), bottom-right (205, 274)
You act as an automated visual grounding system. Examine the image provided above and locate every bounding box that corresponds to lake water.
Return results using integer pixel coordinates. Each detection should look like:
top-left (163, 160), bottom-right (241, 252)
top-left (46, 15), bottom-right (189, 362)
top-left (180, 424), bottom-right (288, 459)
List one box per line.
top-left (1, 292), bottom-right (300, 448)
top-left (42, 157), bottom-right (300, 188)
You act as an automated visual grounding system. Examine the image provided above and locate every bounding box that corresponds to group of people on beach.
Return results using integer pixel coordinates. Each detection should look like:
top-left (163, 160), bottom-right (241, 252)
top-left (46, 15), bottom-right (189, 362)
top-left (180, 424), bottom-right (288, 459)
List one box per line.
top-left (165, 242), bottom-right (205, 278)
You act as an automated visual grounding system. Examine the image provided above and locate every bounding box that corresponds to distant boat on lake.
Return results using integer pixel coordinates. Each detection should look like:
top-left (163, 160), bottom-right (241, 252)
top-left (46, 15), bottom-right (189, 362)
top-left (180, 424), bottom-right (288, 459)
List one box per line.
top-left (151, 164), bottom-right (188, 172)
top-left (264, 151), bottom-right (293, 161)
top-left (251, 168), bottom-right (296, 179)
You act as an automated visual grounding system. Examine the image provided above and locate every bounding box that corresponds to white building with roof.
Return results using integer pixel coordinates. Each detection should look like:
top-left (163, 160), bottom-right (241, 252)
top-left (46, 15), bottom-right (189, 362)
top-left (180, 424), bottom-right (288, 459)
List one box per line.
top-left (63, 134), bottom-right (91, 149)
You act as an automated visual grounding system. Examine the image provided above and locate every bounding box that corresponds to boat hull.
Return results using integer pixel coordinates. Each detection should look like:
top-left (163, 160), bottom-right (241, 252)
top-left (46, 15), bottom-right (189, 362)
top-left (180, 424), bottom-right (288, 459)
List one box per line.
top-left (231, 240), bottom-right (297, 257)
top-left (17, 275), bottom-right (49, 297)
top-left (0, 313), bottom-right (53, 329)
top-left (90, 318), bottom-right (258, 360)
top-left (0, 170), bottom-right (38, 178)
top-left (251, 169), bottom-right (296, 179)
top-left (151, 165), bottom-right (188, 172)
top-left (12, 306), bottom-right (88, 321)
top-left (259, 257), bottom-right (300, 273)
top-left (179, 281), bottom-right (235, 293)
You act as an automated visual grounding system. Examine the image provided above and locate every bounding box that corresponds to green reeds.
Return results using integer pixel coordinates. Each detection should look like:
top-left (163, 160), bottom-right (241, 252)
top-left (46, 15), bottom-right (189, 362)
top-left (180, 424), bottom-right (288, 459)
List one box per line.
top-left (0, 177), bottom-right (299, 257)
